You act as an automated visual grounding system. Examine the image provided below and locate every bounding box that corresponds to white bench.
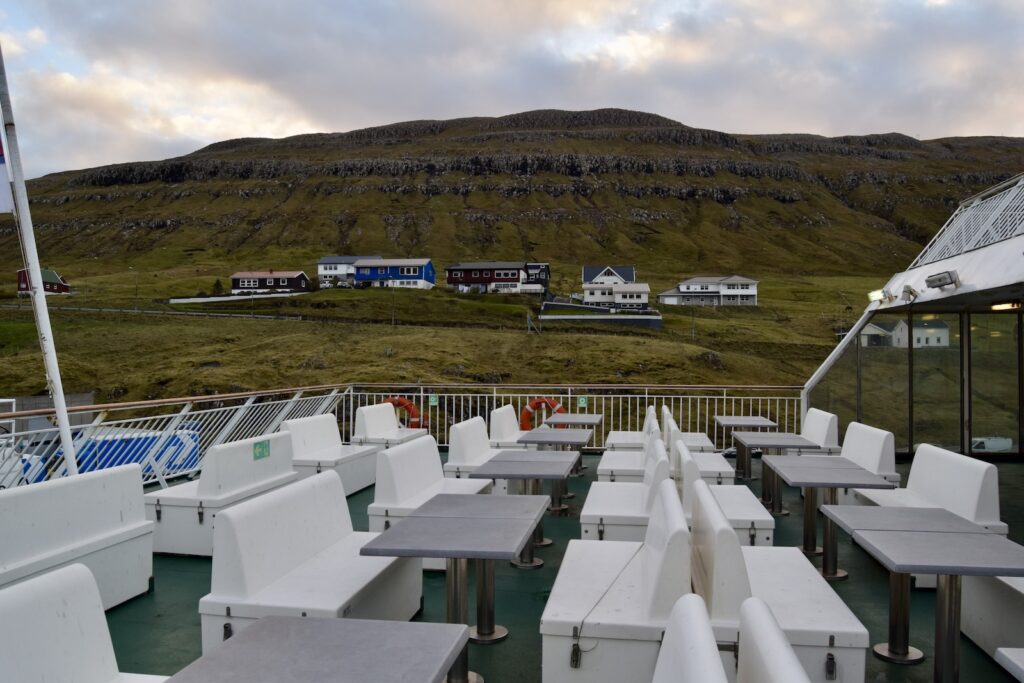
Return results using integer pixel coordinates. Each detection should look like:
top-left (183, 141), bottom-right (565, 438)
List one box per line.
top-left (678, 440), bottom-right (773, 546)
top-left (997, 648), bottom-right (1024, 682)
top-left (580, 439), bottom-right (671, 541)
top-left (737, 597), bottom-right (814, 683)
top-left (833, 422), bottom-right (898, 504)
top-left (596, 433), bottom-right (662, 483)
top-left (445, 417), bottom-right (506, 493)
top-left (144, 433), bottom-right (299, 557)
top-left (281, 414), bottom-right (380, 494)
top-left (0, 564), bottom-right (167, 682)
top-left (962, 575), bottom-right (1024, 659)
top-left (691, 479), bottom-right (868, 682)
top-left (604, 405), bottom-right (658, 450)
top-left (652, 594), bottom-right (728, 683)
top-left (541, 479), bottom-right (691, 683)
top-left (792, 408), bottom-right (840, 454)
top-left (351, 402), bottom-right (427, 447)
top-left (198, 471), bottom-right (422, 653)
top-left (0, 464), bottom-right (153, 610)
top-left (489, 404), bottom-right (530, 448)
top-left (667, 421), bottom-right (734, 485)
top-left (660, 406), bottom-right (716, 452)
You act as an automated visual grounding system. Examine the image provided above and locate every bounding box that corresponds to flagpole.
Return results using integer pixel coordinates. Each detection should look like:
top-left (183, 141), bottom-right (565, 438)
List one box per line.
top-left (0, 42), bottom-right (78, 474)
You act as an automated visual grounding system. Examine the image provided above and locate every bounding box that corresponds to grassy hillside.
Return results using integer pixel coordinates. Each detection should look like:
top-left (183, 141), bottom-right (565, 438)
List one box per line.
top-left (1, 109), bottom-right (1021, 399)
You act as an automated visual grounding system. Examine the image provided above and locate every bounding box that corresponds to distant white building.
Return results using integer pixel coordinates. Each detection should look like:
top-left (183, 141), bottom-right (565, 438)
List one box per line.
top-left (581, 265), bottom-right (650, 309)
top-left (657, 276), bottom-right (758, 306)
top-left (317, 255), bottom-right (381, 286)
top-left (858, 319), bottom-right (950, 348)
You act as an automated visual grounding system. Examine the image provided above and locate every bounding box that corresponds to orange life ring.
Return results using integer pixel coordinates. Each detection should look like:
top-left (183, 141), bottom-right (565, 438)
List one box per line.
top-left (519, 397), bottom-right (567, 430)
top-left (384, 396), bottom-right (429, 429)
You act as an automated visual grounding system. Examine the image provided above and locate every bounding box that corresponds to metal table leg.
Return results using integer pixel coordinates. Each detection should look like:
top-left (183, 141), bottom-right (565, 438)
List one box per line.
top-left (760, 460), bottom-right (772, 506)
top-left (470, 559), bottom-right (509, 644)
top-left (873, 572), bottom-right (924, 664)
top-left (511, 479), bottom-right (544, 569)
top-left (934, 574), bottom-right (962, 683)
top-left (769, 459), bottom-right (789, 516)
top-left (446, 557), bottom-right (483, 683)
top-left (549, 479), bottom-right (569, 512)
top-left (821, 488), bottom-right (848, 581)
top-left (736, 439), bottom-right (749, 480)
top-left (801, 486), bottom-right (822, 556)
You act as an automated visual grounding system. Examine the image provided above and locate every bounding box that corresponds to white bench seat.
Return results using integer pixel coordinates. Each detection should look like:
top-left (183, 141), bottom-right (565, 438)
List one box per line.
top-left (962, 575), bottom-right (1024, 659)
top-left (596, 448), bottom-right (645, 482)
top-left (581, 440), bottom-right (670, 541)
top-left (663, 414), bottom-right (734, 484)
top-left (691, 480), bottom-right (866, 682)
top-left (0, 464), bottom-right (153, 610)
top-left (603, 406), bottom-right (658, 450)
top-left (0, 564), bottom-right (167, 683)
top-left (489, 404), bottom-right (531, 448)
top-left (144, 432), bottom-right (299, 556)
top-left (541, 480), bottom-right (690, 683)
top-left (997, 648), bottom-right (1024, 682)
top-left (199, 471), bottom-right (421, 653)
top-left (351, 403), bottom-right (427, 447)
top-left (652, 595), bottom-right (728, 683)
top-left (283, 414), bottom-right (380, 494)
top-left (445, 416), bottom-right (507, 494)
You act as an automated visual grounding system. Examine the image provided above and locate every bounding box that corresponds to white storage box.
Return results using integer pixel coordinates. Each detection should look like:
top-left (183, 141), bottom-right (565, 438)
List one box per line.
top-left (292, 444), bottom-right (379, 494)
top-left (710, 485), bottom-right (774, 547)
top-left (144, 432), bottom-right (298, 556)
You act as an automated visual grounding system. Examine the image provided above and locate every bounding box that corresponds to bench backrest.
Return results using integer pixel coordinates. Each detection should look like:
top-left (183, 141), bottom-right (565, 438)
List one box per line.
top-left (801, 408), bottom-right (839, 449)
top-left (489, 405), bottom-right (520, 442)
top-left (691, 479), bottom-right (751, 626)
top-left (641, 479), bottom-right (692, 621)
top-left (676, 439), bottom-right (702, 518)
top-left (0, 464), bottom-right (146, 570)
top-left (737, 597), bottom-right (812, 683)
top-left (652, 594), bottom-right (729, 683)
top-left (660, 406), bottom-right (677, 447)
top-left (211, 471), bottom-right (352, 598)
top-left (642, 405), bottom-right (659, 436)
top-left (908, 444), bottom-right (1001, 524)
top-left (642, 439), bottom-right (672, 512)
top-left (281, 414), bottom-right (342, 460)
top-left (840, 422), bottom-right (896, 476)
top-left (374, 436), bottom-right (444, 506)
top-left (354, 403), bottom-right (399, 438)
top-left (0, 564), bottom-right (121, 683)
top-left (448, 417), bottom-right (491, 466)
top-left (197, 431), bottom-right (294, 498)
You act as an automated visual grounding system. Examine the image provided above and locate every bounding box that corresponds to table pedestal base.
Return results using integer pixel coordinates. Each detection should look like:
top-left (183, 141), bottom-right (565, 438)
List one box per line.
top-left (873, 643), bottom-right (925, 664)
top-left (874, 572), bottom-right (925, 664)
top-left (471, 559), bottom-right (508, 645)
top-left (470, 624), bottom-right (509, 644)
top-left (823, 569), bottom-right (849, 582)
top-left (801, 546), bottom-right (823, 557)
top-left (820, 487), bottom-right (848, 582)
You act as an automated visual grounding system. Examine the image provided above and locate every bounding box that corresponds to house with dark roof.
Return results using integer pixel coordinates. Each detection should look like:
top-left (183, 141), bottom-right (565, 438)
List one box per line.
top-left (445, 261), bottom-right (549, 294)
top-left (16, 268), bottom-right (70, 296)
top-left (317, 255), bottom-right (381, 286)
top-left (657, 275), bottom-right (758, 306)
top-left (581, 265), bottom-right (649, 309)
top-left (230, 270), bottom-right (310, 295)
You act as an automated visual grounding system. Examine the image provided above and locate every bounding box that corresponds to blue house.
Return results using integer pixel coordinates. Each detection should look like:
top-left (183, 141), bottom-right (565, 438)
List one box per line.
top-left (352, 258), bottom-right (435, 290)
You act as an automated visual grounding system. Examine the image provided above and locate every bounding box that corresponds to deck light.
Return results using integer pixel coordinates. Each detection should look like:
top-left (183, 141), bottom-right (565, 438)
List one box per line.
top-left (925, 270), bottom-right (959, 289)
top-left (868, 288), bottom-right (894, 303)
top-left (901, 285), bottom-right (919, 302)
top-left (991, 302), bottom-right (1021, 311)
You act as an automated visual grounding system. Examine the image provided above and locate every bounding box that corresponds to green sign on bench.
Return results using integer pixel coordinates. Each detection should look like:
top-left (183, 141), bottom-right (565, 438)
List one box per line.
top-left (253, 440), bottom-right (271, 461)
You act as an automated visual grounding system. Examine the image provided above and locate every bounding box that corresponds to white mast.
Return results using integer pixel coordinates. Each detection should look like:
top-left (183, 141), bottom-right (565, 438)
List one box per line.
top-left (0, 42), bottom-right (78, 474)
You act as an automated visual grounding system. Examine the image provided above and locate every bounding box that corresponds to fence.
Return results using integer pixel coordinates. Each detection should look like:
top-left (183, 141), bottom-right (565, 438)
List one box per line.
top-left (0, 383), bottom-right (802, 490)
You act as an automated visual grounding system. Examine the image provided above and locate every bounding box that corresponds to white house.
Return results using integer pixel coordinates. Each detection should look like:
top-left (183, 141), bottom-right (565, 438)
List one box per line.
top-left (317, 255), bottom-right (380, 286)
top-left (893, 319), bottom-right (950, 348)
top-left (657, 276), bottom-right (758, 306)
top-left (581, 265), bottom-right (650, 309)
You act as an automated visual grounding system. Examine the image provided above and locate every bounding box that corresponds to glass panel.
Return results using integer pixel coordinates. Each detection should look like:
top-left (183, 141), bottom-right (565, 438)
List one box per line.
top-left (809, 332), bottom-right (858, 437)
top-left (912, 313), bottom-right (961, 452)
top-left (860, 312), bottom-right (910, 452)
top-left (970, 313), bottom-right (1019, 455)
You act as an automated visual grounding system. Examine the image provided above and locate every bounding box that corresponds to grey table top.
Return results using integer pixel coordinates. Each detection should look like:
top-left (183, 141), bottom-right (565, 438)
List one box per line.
top-left (762, 454), bottom-right (862, 470)
top-left (470, 457), bottom-right (575, 480)
top-left (733, 432), bottom-right (819, 450)
top-left (360, 515), bottom-right (539, 560)
top-left (410, 494), bottom-right (550, 520)
top-left (853, 530), bottom-right (1024, 576)
top-left (544, 413), bottom-right (604, 427)
top-left (518, 428), bottom-right (593, 447)
top-left (766, 460), bottom-right (895, 489)
top-left (714, 415), bottom-right (777, 428)
top-left (166, 616), bottom-right (468, 683)
top-left (491, 449), bottom-right (579, 463)
top-left (821, 505), bottom-right (994, 535)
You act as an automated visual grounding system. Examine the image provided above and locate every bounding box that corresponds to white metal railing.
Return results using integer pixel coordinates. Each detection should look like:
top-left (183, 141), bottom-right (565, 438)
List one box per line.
top-left (910, 173), bottom-right (1024, 268)
top-left (0, 383), bottom-right (802, 490)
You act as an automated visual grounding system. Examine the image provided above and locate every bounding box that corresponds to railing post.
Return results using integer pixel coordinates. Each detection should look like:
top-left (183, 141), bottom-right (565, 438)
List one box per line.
top-left (265, 391), bottom-right (304, 434)
top-left (144, 403), bottom-right (194, 489)
top-left (210, 396), bottom-right (257, 448)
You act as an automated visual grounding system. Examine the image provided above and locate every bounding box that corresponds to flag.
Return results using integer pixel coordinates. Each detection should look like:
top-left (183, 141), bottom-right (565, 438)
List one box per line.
top-left (0, 138), bottom-right (14, 213)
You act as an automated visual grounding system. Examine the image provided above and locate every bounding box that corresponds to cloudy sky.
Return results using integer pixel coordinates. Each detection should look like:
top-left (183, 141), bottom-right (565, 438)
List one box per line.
top-left (2, 0), bottom-right (1022, 178)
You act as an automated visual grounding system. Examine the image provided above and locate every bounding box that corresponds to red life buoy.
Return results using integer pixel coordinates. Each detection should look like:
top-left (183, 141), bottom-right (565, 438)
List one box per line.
top-left (384, 396), bottom-right (429, 429)
top-left (519, 397), bottom-right (567, 430)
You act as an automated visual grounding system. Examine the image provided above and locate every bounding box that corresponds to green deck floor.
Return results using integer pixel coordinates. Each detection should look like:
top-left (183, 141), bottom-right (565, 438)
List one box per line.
top-left (108, 455), bottom-right (1024, 681)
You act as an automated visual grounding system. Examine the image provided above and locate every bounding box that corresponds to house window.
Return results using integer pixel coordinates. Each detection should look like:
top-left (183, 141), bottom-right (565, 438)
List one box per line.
top-left (700, 285), bottom-right (709, 290)
top-left (916, 337), bottom-right (922, 345)
top-left (279, 278), bottom-right (287, 285)
top-left (400, 267), bottom-right (419, 276)
top-left (472, 271), bottom-right (479, 277)
top-left (359, 268), bottom-right (369, 275)
top-left (483, 271), bottom-right (491, 277)
top-left (378, 268), bottom-right (386, 274)
top-left (266, 278), bottom-right (273, 285)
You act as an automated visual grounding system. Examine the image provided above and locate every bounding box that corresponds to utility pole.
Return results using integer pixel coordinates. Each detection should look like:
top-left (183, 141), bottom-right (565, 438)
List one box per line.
top-left (0, 42), bottom-right (78, 473)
